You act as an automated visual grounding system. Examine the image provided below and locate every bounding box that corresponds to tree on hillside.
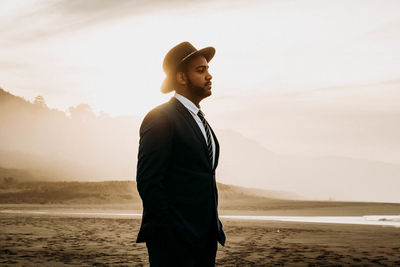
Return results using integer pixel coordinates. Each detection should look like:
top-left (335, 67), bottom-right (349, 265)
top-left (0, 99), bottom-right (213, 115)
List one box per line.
top-left (34, 95), bottom-right (47, 108)
top-left (68, 103), bottom-right (96, 122)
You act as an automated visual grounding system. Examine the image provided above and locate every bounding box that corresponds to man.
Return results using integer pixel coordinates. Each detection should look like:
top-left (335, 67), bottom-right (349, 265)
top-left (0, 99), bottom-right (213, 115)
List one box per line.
top-left (136, 41), bottom-right (226, 266)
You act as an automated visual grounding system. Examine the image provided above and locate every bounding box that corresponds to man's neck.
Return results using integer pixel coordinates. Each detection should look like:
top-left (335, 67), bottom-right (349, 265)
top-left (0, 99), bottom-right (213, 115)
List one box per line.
top-left (175, 91), bottom-right (201, 108)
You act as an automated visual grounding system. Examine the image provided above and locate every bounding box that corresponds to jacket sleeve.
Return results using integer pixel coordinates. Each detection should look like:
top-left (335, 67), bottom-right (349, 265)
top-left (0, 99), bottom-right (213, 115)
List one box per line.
top-left (136, 108), bottom-right (173, 230)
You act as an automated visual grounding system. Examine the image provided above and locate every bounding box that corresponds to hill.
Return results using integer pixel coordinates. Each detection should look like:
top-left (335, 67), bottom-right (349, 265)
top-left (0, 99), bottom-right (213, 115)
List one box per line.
top-left (0, 87), bottom-right (140, 180)
top-left (2, 88), bottom-right (400, 202)
top-left (1, 180), bottom-right (400, 216)
top-left (0, 179), bottom-right (298, 205)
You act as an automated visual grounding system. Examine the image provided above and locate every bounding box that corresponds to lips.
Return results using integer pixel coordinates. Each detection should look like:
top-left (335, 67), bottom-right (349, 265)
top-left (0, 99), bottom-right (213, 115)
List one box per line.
top-left (205, 81), bottom-right (212, 87)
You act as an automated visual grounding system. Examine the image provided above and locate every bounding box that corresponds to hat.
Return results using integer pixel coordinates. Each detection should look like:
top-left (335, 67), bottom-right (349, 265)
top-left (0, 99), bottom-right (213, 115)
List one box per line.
top-left (161, 42), bottom-right (215, 93)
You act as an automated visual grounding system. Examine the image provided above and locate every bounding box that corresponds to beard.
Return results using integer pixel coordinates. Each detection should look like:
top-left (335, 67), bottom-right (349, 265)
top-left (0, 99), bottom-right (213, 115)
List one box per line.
top-left (186, 77), bottom-right (211, 98)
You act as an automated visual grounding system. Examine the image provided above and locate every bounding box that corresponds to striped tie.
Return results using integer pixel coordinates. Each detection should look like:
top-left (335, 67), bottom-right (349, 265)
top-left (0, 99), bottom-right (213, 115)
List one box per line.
top-left (197, 110), bottom-right (213, 166)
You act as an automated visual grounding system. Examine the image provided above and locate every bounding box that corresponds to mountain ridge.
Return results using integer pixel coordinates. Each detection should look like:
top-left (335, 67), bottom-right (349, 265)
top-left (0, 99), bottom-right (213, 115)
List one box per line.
top-left (2, 88), bottom-right (400, 202)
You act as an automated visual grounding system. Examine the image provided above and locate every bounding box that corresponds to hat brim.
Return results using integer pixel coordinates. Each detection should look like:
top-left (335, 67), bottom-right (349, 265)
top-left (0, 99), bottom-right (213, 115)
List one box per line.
top-left (161, 46), bottom-right (216, 94)
top-left (161, 75), bottom-right (175, 94)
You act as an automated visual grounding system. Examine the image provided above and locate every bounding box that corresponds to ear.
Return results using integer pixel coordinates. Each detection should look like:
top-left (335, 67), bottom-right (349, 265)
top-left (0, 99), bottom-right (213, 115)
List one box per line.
top-left (175, 71), bottom-right (187, 86)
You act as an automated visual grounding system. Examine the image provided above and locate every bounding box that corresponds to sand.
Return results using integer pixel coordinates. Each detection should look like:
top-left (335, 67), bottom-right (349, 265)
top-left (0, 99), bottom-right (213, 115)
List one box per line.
top-left (1, 211), bottom-right (400, 266)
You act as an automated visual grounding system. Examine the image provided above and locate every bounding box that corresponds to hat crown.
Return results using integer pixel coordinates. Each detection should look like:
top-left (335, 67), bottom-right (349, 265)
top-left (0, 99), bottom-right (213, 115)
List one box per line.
top-left (162, 42), bottom-right (197, 74)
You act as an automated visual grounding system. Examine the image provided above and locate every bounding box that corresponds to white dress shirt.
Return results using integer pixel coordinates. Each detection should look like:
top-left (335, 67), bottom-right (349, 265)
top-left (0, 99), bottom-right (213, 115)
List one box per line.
top-left (174, 93), bottom-right (216, 168)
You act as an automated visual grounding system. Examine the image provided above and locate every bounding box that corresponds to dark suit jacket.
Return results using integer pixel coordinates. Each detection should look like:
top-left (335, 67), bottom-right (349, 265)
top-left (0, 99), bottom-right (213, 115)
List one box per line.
top-left (135, 97), bottom-right (226, 248)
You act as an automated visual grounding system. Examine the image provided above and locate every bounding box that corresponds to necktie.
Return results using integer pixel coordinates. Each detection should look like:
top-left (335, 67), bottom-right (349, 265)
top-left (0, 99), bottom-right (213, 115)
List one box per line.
top-left (197, 110), bottom-right (213, 166)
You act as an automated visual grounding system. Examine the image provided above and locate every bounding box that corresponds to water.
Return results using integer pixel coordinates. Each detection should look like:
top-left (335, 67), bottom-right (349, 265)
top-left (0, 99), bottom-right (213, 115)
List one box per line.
top-left (1, 210), bottom-right (399, 227)
top-left (221, 215), bottom-right (400, 227)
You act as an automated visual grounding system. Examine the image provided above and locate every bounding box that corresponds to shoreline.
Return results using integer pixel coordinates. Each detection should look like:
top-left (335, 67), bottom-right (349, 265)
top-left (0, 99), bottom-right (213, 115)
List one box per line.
top-left (1, 208), bottom-right (399, 228)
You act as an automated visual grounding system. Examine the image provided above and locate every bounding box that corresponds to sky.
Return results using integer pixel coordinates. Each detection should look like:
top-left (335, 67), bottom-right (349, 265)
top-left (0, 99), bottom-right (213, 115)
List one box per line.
top-left (1, 0), bottom-right (400, 165)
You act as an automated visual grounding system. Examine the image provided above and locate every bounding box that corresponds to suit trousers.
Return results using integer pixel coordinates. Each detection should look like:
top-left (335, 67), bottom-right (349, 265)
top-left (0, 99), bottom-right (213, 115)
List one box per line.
top-left (145, 230), bottom-right (218, 267)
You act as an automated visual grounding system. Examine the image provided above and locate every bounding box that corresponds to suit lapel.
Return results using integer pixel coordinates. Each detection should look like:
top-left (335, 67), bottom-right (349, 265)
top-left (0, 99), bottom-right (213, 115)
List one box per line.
top-left (171, 98), bottom-right (213, 168)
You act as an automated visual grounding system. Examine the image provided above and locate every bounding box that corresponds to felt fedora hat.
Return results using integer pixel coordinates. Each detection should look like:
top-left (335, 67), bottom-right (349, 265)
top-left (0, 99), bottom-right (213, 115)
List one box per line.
top-left (161, 41), bottom-right (215, 93)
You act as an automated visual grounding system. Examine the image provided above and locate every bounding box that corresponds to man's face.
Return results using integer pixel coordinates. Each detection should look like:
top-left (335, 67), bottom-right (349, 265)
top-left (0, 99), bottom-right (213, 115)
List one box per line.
top-left (184, 55), bottom-right (213, 99)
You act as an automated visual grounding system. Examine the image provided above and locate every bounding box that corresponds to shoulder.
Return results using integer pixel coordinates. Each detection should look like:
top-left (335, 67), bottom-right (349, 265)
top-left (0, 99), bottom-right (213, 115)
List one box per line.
top-left (143, 99), bottom-right (175, 121)
top-left (140, 99), bottom-right (176, 133)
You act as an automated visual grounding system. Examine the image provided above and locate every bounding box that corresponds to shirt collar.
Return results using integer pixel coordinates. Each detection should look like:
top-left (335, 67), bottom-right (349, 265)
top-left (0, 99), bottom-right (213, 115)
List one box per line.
top-left (174, 93), bottom-right (200, 115)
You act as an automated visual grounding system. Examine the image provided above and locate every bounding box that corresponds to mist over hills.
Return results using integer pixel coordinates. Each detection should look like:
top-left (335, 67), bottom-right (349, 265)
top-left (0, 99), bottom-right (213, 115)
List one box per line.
top-left (0, 88), bottom-right (139, 180)
top-left (1, 88), bottom-right (400, 202)
top-left (217, 129), bottom-right (400, 202)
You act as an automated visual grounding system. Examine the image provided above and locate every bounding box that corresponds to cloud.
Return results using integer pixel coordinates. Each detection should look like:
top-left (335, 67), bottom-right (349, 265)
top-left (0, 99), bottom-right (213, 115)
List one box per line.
top-left (0, 0), bottom-right (237, 45)
top-left (363, 19), bottom-right (400, 40)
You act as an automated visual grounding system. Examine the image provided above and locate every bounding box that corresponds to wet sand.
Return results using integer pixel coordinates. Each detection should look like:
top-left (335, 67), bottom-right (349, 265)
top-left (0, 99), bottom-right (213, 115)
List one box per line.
top-left (1, 212), bottom-right (400, 266)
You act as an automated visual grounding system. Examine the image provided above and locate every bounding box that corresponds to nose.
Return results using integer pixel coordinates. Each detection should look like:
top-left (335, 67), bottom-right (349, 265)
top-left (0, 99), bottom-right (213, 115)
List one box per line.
top-left (206, 70), bottom-right (212, 81)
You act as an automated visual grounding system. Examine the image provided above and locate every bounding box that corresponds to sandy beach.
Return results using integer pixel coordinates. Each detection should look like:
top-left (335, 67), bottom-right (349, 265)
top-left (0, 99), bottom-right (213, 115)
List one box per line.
top-left (1, 210), bottom-right (399, 266)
